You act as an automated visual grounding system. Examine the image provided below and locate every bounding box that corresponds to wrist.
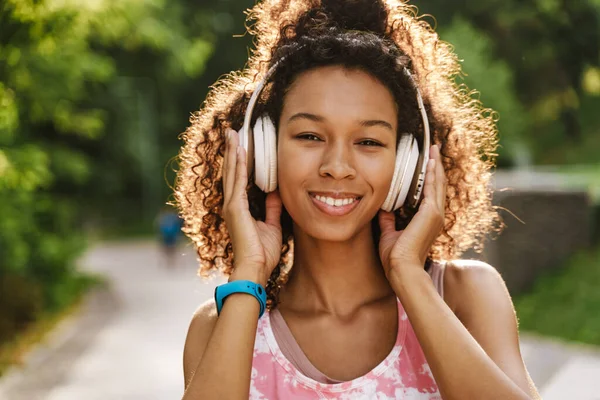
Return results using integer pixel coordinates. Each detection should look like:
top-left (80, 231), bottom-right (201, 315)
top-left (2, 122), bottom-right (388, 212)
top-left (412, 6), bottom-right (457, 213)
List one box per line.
top-left (388, 265), bottom-right (438, 308)
top-left (215, 279), bottom-right (267, 318)
top-left (387, 262), bottom-right (430, 287)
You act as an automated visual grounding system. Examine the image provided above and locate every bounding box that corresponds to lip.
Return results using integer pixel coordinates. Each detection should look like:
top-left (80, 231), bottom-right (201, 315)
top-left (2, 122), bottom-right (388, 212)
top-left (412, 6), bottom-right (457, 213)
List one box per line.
top-left (309, 192), bottom-right (362, 217)
top-left (308, 191), bottom-right (362, 199)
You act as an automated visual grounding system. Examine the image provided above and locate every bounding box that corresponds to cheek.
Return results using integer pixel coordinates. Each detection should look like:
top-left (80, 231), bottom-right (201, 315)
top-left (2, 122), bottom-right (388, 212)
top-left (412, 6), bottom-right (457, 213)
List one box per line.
top-left (276, 142), bottom-right (311, 205)
top-left (277, 163), bottom-right (304, 201)
top-left (359, 153), bottom-right (396, 198)
top-left (277, 145), bottom-right (305, 180)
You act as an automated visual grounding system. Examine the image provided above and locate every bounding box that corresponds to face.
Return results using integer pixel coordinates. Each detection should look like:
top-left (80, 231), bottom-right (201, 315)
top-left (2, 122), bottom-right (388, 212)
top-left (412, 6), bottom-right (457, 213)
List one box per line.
top-left (277, 65), bottom-right (398, 242)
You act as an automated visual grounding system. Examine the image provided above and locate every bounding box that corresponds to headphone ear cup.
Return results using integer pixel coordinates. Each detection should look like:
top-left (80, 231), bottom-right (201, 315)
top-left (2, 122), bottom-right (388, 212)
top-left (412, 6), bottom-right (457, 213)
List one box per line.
top-left (261, 116), bottom-right (278, 192)
top-left (382, 134), bottom-right (419, 212)
top-left (393, 139), bottom-right (419, 211)
top-left (253, 117), bottom-right (267, 191)
top-left (253, 115), bottom-right (277, 192)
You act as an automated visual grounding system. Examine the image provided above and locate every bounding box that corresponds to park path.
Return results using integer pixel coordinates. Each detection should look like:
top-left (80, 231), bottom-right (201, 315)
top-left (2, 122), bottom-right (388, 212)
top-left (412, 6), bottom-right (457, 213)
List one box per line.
top-left (0, 240), bottom-right (599, 399)
top-left (0, 240), bottom-right (224, 400)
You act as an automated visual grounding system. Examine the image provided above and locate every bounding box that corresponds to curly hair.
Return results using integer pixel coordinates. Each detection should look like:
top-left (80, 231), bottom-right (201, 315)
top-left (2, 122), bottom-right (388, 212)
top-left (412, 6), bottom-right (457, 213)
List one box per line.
top-left (175, 0), bottom-right (502, 309)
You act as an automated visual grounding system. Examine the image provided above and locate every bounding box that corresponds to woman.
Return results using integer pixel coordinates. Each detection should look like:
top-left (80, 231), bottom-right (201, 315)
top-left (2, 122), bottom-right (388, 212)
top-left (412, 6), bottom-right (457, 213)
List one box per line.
top-left (177, 0), bottom-right (541, 398)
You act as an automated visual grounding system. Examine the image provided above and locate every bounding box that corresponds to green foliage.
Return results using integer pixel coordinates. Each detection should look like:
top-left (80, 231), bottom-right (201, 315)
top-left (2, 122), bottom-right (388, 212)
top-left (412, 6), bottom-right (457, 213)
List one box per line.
top-left (440, 18), bottom-right (531, 165)
top-left (0, 0), bottom-right (214, 349)
top-left (0, 83), bottom-right (18, 144)
top-left (515, 243), bottom-right (600, 345)
top-left (416, 0), bottom-right (600, 165)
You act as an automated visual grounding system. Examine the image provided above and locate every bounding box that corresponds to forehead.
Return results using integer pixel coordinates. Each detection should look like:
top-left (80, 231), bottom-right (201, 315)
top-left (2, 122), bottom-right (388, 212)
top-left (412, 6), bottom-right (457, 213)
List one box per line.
top-left (281, 65), bottom-right (397, 121)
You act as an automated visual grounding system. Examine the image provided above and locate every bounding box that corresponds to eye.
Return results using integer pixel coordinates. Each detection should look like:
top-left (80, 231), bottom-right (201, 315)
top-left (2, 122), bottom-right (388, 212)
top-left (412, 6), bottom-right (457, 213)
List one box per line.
top-left (297, 133), bottom-right (322, 141)
top-left (358, 139), bottom-right (383, 147)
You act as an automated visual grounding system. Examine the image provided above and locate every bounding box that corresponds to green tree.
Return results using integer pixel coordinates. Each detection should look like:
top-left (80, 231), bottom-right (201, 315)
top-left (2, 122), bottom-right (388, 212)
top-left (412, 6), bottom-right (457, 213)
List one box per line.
top-left (0, 0), bottom-right (213, 344)
top-left (415, 0), bottom-right (600, 165)
top-left (440, 18), bottom-right (532, 166)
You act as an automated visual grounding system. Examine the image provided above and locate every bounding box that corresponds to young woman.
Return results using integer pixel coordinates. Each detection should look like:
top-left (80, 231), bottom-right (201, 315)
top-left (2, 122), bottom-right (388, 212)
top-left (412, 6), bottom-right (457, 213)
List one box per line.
top-left (177, 0), bottom-right (541, 398)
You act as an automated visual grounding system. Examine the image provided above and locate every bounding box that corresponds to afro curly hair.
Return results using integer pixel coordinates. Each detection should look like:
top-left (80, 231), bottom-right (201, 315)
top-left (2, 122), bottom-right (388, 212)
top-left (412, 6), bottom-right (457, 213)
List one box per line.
top-left (175, 0), bottom-right (502, 309)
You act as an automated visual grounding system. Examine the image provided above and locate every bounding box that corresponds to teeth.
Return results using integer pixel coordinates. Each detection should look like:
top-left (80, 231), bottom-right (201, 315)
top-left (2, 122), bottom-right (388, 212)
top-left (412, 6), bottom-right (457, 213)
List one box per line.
top-left (314, 195), bottom-right (358, 207)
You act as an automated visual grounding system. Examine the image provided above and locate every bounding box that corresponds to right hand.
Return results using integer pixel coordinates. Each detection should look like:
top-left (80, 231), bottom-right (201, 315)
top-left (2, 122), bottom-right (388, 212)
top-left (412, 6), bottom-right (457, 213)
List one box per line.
top-left (222, 129), bottom-right (283, 285)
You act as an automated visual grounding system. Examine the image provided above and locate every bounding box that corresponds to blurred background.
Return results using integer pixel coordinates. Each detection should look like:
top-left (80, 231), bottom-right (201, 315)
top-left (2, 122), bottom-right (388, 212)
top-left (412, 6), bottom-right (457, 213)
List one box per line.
top-left (0, 0), bottom-right (599, 399)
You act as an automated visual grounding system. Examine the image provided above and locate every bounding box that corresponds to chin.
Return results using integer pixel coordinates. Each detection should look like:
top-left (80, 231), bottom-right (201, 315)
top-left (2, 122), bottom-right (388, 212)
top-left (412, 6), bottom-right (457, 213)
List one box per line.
top-left (292, 212), bottom-right (376, 244)
top-left (304, 224), bottom-right (359, 243)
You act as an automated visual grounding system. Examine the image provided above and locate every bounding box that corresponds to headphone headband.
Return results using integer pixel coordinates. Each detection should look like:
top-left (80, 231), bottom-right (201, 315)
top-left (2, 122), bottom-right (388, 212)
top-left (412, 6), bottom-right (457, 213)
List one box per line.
top-left (241, 56), bottom-right (431, 209)
top-left (240, 61), bottom-right (280, 154)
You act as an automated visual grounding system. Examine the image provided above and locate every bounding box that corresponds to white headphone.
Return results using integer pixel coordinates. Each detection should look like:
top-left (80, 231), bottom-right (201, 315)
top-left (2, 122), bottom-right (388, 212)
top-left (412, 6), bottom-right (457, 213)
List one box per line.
top-left (240, 61), bottom-right (431, 212)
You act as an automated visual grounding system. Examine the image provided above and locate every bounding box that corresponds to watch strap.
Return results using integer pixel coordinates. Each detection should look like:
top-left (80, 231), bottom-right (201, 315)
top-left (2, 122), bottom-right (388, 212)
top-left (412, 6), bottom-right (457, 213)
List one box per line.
top-left (214, 280), bottom-right (267, 318)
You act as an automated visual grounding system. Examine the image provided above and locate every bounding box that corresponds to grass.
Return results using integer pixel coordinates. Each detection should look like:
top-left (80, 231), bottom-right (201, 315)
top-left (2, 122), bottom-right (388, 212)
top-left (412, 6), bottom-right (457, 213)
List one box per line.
top-left (0, 274), bottom-right (104, 377)
top-left (514, 243), bottom-right (600, 346)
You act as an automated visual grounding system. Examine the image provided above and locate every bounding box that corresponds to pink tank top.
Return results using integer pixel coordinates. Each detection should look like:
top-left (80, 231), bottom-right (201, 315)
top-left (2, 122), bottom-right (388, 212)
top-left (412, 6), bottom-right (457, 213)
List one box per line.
top-left (249, 262), bottom-right (446, 399)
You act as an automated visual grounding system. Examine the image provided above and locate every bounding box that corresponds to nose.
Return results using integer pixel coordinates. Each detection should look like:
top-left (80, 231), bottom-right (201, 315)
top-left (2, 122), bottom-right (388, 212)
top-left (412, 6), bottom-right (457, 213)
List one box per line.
top-left (318, 140), bottom-right (357, 180)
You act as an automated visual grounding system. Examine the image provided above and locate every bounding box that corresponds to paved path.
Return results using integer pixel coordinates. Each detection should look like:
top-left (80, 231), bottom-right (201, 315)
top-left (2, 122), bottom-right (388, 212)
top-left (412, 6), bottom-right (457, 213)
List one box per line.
top-left (0, 240), bottom-right (224, 400)
top-left (0, 240), bottom-right (599, 399)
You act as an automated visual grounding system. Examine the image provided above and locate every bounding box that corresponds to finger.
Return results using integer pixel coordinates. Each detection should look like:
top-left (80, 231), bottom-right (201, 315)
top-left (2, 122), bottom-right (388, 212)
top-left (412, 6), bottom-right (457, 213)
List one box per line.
top-left (422, 156), bottom-right (436, 205)
top-left (223, 129), bottom-right (238, 203)
top-left (232, 144), bottom-right (249, 201)
top-left (378, 210), bottom-right (397, 235)
top-left (429, 144), bottom-right (436, 159)
top-left (434, 145), bottom-right (447, 211)
top-left (222, 130), bottom-right (229, 196)
top-left (264, 190), bottom-right (283, 229)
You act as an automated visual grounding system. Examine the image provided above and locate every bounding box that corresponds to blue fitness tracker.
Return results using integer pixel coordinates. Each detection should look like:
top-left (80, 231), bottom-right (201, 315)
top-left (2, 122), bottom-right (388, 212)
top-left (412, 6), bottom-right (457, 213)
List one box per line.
top-left (214, 280), bottom-right (267, 318)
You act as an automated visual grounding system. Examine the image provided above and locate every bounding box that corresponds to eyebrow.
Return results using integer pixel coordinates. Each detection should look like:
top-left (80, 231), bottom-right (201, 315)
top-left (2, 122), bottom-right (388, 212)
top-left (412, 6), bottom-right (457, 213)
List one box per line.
top-left (287, 112), bottom-right (394, 132)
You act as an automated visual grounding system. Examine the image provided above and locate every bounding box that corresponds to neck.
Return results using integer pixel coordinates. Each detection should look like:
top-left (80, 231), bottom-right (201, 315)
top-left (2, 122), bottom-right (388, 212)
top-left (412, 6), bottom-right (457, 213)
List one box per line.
top-left (280, 222), bottom-right (395, 317)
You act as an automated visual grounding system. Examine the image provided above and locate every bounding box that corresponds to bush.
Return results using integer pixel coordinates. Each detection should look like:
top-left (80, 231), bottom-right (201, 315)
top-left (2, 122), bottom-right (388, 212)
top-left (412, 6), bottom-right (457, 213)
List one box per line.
top-left (515, 244), bottom-right (600, 345)
top-left (0, 0), bottom-right (213, 353)
top-left (0, 273), bottom-right (43, 344)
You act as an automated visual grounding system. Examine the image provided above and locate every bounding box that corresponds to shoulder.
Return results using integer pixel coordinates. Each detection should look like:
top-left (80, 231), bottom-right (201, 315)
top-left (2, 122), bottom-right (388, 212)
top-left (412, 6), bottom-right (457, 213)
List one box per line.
top-left (190, 297), bottom-right (219, 327)
top-left (183, 298), bottom-right (219, 387)
top-left (441, 260), bottom-right (540, 397)
top-left (443, 259), bottom-right (503, 285)
top-left (186, 298), bottom-right (219, 348)
top-left (442, 259), bottom-right (510, 319)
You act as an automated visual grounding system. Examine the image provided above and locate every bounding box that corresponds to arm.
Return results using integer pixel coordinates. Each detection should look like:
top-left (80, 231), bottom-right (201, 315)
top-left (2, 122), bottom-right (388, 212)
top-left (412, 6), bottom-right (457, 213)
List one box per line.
top-left (182, 269), bottom-right (266, 400)
top-left (379, 145), bottom-right (540, 399)
top-left (182, 129), bottom-right (283, 399)
top-left (389, 260), bottom-right (541, 400)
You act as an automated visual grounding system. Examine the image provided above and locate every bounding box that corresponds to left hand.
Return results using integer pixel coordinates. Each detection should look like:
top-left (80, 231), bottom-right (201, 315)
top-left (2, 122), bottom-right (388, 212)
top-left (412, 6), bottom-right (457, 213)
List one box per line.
top-left (378, 144), bottom-right (447, 278)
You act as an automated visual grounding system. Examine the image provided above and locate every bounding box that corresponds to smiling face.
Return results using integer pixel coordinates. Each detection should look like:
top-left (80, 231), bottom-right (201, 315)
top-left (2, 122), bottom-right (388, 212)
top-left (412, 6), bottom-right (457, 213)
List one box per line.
top-left (277, 65), bottom-right (398, 242)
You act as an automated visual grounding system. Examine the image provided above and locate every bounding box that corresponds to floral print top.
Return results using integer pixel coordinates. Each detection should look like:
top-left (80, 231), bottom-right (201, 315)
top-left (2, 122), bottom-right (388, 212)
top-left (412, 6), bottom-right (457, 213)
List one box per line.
top-left (249, 297), bottom-right (442, 399)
